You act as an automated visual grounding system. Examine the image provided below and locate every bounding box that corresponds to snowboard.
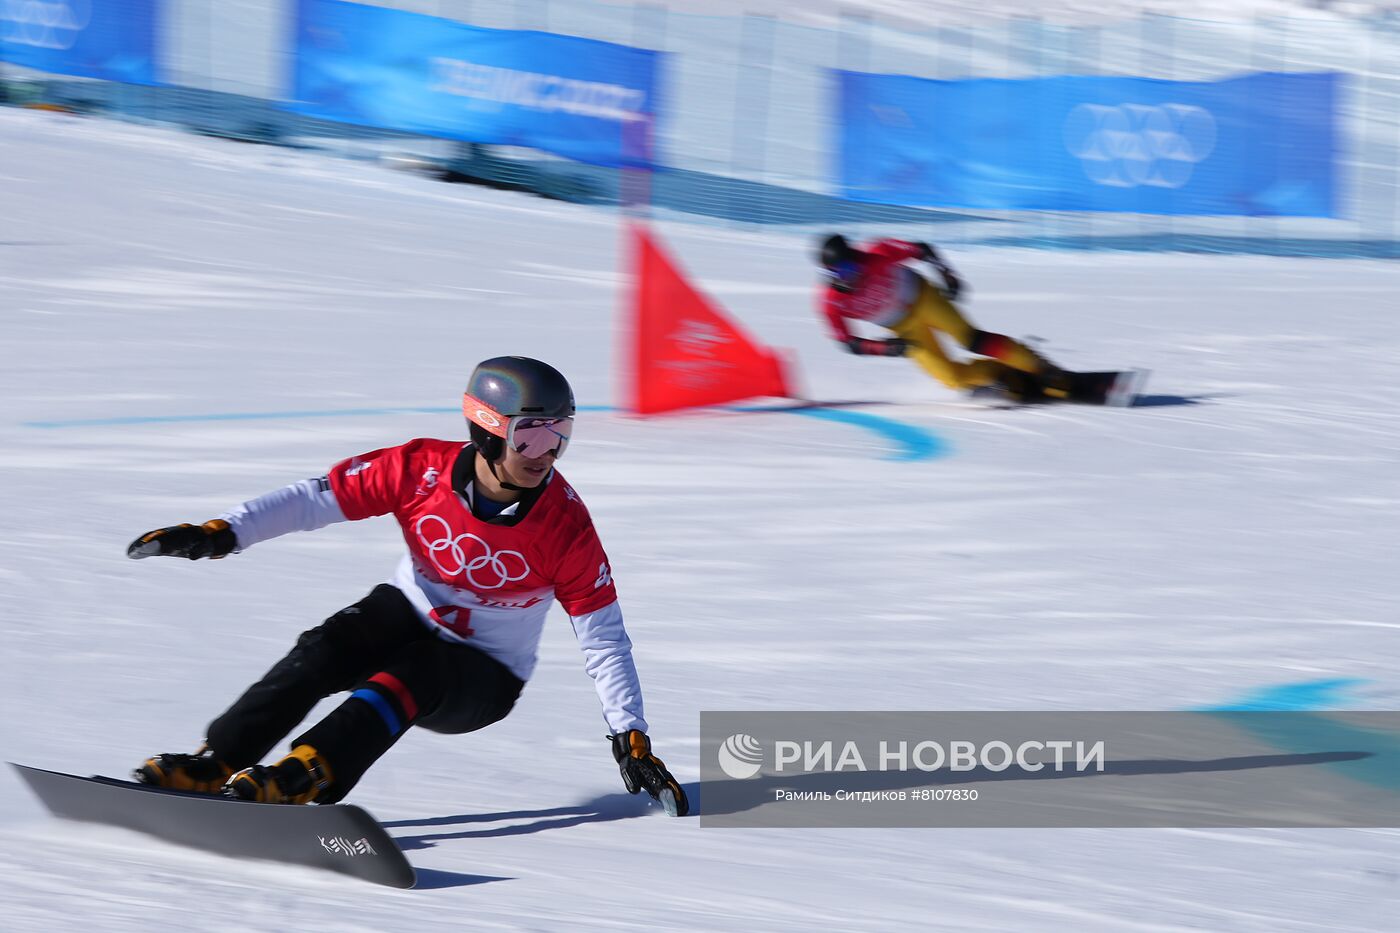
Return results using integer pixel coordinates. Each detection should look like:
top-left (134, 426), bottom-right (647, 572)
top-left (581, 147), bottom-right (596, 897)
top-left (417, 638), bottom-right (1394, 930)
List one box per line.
top-left (10, 763), bottom-right (416, 888)
top-left (969, 369), bottom-right (1148, 407)
top-left (1055, 369), bottom-right (1149, 407)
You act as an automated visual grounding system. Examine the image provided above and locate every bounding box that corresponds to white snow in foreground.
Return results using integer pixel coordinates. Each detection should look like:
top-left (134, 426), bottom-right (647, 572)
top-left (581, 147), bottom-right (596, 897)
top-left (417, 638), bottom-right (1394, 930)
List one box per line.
top-left (1, 108), bottom-right (1398, 930)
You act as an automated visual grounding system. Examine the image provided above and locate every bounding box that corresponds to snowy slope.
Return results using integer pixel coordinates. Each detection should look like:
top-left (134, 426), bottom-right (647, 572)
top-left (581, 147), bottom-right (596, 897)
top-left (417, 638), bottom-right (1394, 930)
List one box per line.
top-left (2, 108), bottom-right (1399, 930)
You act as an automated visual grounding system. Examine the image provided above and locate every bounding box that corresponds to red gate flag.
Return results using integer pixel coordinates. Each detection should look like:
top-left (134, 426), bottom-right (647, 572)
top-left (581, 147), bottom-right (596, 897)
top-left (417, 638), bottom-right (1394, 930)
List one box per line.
top-left (627, 223), bottom-right (793, 415)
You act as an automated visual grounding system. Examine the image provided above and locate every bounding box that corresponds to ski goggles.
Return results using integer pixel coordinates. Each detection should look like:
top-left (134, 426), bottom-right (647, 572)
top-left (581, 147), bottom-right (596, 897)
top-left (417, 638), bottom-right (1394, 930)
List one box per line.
top-left (463, 394), bottom-right (573, 459)
top-left (824, 259), bottom-right (862, 294)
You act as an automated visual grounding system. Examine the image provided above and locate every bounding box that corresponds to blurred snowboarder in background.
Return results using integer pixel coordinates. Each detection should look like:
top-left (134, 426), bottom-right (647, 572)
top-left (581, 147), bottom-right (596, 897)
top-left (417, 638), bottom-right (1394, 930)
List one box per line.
top-left (816, 234), bottom-right (1081, 403)
top-left (128, 356), bottom-right (688, 816)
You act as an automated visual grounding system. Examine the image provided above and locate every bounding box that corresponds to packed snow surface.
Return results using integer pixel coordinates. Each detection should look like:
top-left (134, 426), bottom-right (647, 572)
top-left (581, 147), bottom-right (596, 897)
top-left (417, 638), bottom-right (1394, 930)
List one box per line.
top-left (1, 108), bottom-right (1398, 930)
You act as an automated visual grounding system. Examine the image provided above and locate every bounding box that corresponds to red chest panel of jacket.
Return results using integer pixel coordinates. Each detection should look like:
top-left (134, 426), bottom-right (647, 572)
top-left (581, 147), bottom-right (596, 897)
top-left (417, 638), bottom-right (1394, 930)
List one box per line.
top-left (820, 239), bottom-right (923, 332)
top-left (328, 438), bottom-right (616, 617)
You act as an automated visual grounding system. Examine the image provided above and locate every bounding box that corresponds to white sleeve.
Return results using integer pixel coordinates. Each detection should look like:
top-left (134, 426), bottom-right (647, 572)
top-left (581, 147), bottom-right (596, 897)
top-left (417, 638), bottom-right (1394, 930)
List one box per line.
top-left (217, 477), bottom-right (348, 551)
top-left (568, 600), bottom-right (648, 735)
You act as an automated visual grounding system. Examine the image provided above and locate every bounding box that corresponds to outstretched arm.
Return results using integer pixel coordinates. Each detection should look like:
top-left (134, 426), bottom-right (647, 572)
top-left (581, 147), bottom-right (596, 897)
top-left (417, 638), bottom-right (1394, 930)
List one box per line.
top-left (127, 442), bottom-right (416, 560)
top-left (569, 601), bottom-right (647, 735)
top-left (218, 476), bottom-right (348, 550)
top-left (820, 288), bottom-right (856, 344)
top-left (571, 603), bottom-right (689, 816)
top-left (557, 530), bottom-right (688, 816)
top-left (127, 476), bottom-right (347, 559)
top-left (870, 238), bottom-right (964, 299)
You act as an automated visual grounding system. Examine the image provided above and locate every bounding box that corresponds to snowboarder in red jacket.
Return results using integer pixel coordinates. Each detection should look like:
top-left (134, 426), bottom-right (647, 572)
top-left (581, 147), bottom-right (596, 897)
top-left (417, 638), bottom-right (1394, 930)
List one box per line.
top-left (129, 356), bottom-right (688, 816)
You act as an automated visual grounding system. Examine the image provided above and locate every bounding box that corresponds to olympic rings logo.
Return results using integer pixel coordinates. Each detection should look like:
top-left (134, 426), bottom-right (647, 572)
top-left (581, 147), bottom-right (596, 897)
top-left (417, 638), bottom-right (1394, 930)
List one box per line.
top-left (1, 0), bottom-right (91, 51)
top-left (1063, 103), bottom-right (1217, 190)
top-left (415, 514), bottom-right (529, 589)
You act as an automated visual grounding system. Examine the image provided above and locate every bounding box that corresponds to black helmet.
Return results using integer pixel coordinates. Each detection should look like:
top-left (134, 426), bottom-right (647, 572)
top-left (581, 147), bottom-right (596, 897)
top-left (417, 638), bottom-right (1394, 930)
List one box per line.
top-left (817, 233), bottom-right (863, 293)
top-left (463, 356), bottom-right (575, 461)
top-left (817, 233), bottom-right (855, 269)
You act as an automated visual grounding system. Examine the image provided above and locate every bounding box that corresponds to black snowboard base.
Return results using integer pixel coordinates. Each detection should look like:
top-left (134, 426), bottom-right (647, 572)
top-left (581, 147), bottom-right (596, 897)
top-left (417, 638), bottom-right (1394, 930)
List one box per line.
top-left (969, 369), bottom-right (1147, 408)
top-left (11, 762), bottom-right (416, 888)
top-left (1056, 369), bottom-right (1149, 407)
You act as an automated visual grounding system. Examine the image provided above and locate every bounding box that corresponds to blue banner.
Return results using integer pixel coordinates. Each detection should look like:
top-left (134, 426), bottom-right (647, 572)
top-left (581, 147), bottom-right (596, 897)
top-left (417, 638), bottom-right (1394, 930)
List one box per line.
top-left (836, 71), bottom-right (1338, 217)
top-left (290, 0), bottom-right (660, 168)
top-left (0, 0), bottom-right (158, 84)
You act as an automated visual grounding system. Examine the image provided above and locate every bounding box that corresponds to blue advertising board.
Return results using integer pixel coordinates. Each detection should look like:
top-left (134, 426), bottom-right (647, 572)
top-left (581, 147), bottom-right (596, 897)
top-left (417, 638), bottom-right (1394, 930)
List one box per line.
top-left (290, 0), bottom-right (661, 168)
top-left (836, 71), bottom-right (1338, 217)
top-left (1, 0), bottom-right (158, 84)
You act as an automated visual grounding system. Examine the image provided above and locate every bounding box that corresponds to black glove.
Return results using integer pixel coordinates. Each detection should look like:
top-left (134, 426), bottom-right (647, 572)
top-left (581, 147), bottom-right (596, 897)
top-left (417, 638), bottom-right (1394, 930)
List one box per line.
top-left (936, 265), bottom-right (963, 301)
top-left (610, 730), bottom-right (689, 817)
top-left (127, 519), bottom-right (237, 560)
top-left (913, 241), bottom-right (964, 300)
top-left (843, 336), bottom-right (908, 357)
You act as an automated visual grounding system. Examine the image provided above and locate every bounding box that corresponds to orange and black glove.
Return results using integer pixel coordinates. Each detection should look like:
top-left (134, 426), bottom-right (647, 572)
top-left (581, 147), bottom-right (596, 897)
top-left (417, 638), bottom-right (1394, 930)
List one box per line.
top-left (610, 730), bottom-right (689, 817)
top-left (127, 520), bottom-right (237, 560)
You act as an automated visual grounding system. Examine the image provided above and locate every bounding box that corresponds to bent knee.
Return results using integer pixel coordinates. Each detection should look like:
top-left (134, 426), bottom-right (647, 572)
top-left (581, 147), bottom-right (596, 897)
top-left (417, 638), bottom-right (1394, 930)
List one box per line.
top-left (967, 329), bottom-right (1014, 357)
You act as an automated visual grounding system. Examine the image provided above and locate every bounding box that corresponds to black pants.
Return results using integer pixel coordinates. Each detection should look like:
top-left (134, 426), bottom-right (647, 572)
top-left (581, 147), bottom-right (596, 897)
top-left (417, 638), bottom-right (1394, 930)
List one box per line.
top-left (205, 584), bottom-right (523, 802)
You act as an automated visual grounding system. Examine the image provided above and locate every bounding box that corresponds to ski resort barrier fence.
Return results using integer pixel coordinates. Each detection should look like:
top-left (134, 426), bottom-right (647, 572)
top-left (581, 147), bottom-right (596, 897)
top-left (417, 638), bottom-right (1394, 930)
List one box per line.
top-left (837, 71), bottom-right (1339, 218)
top-left (4, 1), bottom-right (1400, 256)
top-left (0, 0), bottom-right (158, 84)
top-left (289, 0), bottom-right (659, 168)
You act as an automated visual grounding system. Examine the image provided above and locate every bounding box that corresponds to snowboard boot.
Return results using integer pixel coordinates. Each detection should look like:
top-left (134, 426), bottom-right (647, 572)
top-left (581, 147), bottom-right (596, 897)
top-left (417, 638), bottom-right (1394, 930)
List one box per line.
top-left (135, 746), bottom-right (233, 794)
top-left (223, 744), bottom-right (334, 805)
